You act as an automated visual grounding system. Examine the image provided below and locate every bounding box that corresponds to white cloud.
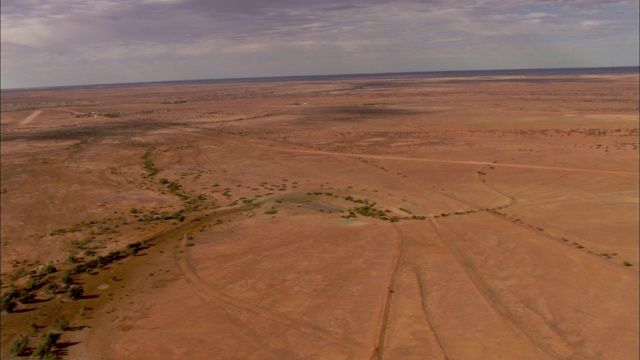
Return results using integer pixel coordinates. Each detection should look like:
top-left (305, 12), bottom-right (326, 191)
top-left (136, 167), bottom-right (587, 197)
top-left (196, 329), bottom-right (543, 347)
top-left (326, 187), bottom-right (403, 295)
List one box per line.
top-left (524, 12), bottom-right (556, 19)
top-left (581, 20), bottom-right (612, 29)
top-left (1, 0), bottom-right (638, 88)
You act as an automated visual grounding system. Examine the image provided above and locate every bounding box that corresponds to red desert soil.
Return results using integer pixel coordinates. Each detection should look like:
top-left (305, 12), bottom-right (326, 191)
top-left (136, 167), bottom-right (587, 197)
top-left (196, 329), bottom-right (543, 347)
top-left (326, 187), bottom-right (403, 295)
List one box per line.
top-left (1, 71), bottom-right (638, 359)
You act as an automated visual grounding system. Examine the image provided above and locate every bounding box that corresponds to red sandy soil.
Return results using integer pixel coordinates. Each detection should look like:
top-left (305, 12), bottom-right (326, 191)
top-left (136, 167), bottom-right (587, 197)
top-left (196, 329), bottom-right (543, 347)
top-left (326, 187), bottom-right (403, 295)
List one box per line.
top-left (1, 72), bottom-right (638, 359)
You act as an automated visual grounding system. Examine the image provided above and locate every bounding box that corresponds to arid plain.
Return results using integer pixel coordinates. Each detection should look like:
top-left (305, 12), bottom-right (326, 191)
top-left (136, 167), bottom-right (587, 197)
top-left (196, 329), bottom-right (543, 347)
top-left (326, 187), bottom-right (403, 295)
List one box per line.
top-left (1, 71), bottom-right (638, 359)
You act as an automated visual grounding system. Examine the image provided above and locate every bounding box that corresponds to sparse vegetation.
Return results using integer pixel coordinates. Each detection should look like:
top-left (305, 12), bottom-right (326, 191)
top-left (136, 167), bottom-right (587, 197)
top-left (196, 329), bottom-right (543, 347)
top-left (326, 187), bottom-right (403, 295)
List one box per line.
top-left (45, 282), bottom-right (59, 294)
top-left (53, 315), bottom-right (70, 331)
top-left (1, 298), bottom-right (17, 313)
top-left (66, 285), bottom-right (84, 300)
top-left (29, 320), bottom-right (39, 334)
top-left (32, 332), bottom-right (60, 358)
top-left (127, 241), bottom-right (143, 255)
top-left (19, 291), bottom-right (36, 304)
top-left (41, 263), bottom-right (57, 274)
top-left (10, 336), bottom-right (29, 356)
top-left (1, 69), bottom-right (638, 359)
top-left (142, 150), bottom-right (160, 176)
top-left (60, 270), bottom-right (72, 285)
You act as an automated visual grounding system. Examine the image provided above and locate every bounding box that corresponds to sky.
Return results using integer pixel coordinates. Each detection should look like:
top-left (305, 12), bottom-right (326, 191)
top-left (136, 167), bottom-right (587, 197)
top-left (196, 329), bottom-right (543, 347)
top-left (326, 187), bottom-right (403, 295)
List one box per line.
top-left (1, 0), bottom-right (638, 89)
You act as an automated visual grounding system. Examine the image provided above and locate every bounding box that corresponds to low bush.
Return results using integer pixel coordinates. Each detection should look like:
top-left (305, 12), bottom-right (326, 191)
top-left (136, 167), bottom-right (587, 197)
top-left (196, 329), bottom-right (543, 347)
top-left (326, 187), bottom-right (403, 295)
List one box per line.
top-left (53, 315), bottom-right (69, 331)
top-left (10, 336), bottom-right (29, 356)
top-left (19, 290), bottom-right (36, 304)
top-left (41, 264), bottom-right (57, 274)
top-left (1, 298), bottom-right (17, 312)
top-left (60, 270), bottom-right (72, 285)
top-left (66, 285), bottom-right (84, 300)
top-left (32, 332), bottom-right (60, 358)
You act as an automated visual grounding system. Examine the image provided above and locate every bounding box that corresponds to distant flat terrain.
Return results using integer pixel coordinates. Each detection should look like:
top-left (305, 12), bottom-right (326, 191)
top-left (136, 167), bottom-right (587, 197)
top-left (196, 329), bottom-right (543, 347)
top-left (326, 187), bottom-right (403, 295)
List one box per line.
top-left (1, 70), bottom-right (638, 359)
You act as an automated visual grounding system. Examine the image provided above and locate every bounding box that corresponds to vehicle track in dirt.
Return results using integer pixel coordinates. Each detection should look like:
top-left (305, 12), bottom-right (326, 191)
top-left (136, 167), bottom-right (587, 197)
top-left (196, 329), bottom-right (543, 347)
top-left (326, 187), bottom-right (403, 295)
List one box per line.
top-left (173, 209), bottom-right (360, 354)
top-left (136, 122), bottom-right (416, 356)
top-left (307, 139), bottom-right (577, 358)
top-left (124, 199), bottom-right (360, 357)
top-left (172, 122), bottom-right (638, 176)
top-left (238, 141), bottom-right (639, 176)
top-left (223, 130), bottom-right (578, 358)
top-left (136, 122), bottom-right (632, 359)
top-left (371, 223), bottom-right (405, 360)
top-left (427, 218), bottom-right (567, 359)
top-left (475, 164), bottom-right (517, 207)
top-left (20, 110), bottom-right (43, 125)
top-left (510, 171), bottom-right (576, 197)
top-left (415, 268), bottom-right (450, 360)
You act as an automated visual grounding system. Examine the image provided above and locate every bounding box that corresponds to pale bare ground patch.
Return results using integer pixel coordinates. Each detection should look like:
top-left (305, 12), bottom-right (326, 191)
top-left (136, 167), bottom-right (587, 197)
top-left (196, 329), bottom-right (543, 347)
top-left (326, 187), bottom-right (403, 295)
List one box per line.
top-left (20, 110), bottom-right (43, 125)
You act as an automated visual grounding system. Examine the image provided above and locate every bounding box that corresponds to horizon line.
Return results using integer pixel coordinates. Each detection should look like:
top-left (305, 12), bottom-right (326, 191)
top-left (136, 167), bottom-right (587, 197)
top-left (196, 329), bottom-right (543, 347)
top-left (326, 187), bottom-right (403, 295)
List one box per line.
top-left (2, 65), bottom-right (638, 92)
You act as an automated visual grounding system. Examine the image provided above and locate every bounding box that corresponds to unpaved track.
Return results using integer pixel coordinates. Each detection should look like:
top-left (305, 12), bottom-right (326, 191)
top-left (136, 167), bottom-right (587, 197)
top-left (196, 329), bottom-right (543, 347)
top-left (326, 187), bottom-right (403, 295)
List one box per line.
top-left (244, 142), bottom-right (639, 176)
top-left (174, 210), bottom-right (359, 353)
top-left (20, 110), bottom-right (43, 125)
top-left (415, 269), bottom-right (450, 360)
top-left (372, 224), bottom-right (405, 360)
top-left (150, 123), bottom-right (639, 176)
top-left (426, 218), bottom-right (558, 359)
top-left (152, 125), bottom-right (635, 359)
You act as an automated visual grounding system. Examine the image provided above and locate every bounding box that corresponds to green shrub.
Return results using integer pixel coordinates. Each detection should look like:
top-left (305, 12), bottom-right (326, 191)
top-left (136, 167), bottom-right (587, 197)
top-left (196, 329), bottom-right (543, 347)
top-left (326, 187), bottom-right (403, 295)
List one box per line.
top-left (66, 285), bottom-right (84, 300)
top-left (25, 278), bottom-right (44, 291)
top-left (29, 320), bottom-right (39, 334)
top-left (3, 286), bottom-right (21, 299)
top-left (53, 315), bottom-right (69, 331)
top-left (1, 298), bottom-right (17, 312)
top-left (10, 336), bottom-right (29, 356)
top-left (19, 291), bottom-right (36, 304)
top-left (33, 332), bottom-right (60, 358)
top-left (127, 241), bottom-right (142, 255)
top-left (50, 228), bottom-right (67, 236)
top-left (41, 264), bottom-right (57, 274)
top-left (623, 261), bottom-right (633, 266)
top-left (60, 270), bottom-right (72, 285)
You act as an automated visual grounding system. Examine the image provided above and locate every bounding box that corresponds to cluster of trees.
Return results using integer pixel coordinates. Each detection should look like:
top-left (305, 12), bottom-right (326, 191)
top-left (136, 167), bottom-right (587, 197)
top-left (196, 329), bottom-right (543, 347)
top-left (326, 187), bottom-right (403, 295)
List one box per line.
top-left (1, 263), bottom-right (61, 312)
top-left (11, 332), bottom-right (62, 359)
top-left (3, 237), bottom-right (155, 359)
top-left (1, 286), bottom-right (35, 312)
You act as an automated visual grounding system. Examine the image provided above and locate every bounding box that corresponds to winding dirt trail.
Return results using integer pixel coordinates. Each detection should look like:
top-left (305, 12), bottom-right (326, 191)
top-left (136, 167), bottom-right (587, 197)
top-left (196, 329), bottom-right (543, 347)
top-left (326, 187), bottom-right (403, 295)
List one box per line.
top-left (174, 216), bottom-right (359, 354)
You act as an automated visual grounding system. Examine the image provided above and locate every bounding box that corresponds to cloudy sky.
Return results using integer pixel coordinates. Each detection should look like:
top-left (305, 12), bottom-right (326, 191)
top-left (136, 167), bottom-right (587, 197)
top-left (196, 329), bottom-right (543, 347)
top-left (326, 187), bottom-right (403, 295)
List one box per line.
top-left (1, 0), bottom-right (638, 89)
